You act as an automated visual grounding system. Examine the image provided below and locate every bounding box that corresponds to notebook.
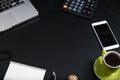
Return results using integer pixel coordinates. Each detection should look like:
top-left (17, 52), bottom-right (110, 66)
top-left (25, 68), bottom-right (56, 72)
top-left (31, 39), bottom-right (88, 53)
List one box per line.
top-left (3, 61), bottom-right (46, 80)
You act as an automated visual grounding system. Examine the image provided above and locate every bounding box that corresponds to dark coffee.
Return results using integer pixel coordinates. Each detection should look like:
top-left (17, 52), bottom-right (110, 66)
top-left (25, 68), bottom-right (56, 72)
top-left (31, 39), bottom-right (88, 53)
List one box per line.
top-left (105, 53), bottom-right (120, 67)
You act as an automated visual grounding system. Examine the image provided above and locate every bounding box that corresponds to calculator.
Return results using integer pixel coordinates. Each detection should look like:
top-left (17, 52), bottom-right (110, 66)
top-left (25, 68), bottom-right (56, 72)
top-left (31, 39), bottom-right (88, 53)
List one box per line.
top-left (61, 0), bottom-right (98, 19)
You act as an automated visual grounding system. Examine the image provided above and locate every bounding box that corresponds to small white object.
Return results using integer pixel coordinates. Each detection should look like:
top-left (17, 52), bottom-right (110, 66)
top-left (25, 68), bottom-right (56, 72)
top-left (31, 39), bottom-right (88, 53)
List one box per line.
top-left (4, 61), bottom-right (46, 80)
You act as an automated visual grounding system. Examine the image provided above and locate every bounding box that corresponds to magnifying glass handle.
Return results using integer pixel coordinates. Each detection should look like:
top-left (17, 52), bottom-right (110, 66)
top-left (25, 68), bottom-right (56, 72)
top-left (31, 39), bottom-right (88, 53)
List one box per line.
top-left (53, 71), bottom-right (56, 80)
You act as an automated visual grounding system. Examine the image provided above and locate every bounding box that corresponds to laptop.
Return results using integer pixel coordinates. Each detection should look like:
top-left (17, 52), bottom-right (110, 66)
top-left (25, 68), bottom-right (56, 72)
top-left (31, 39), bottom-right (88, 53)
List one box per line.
top-left (3, 61), bottom-right (46, 80)
top-left (0, 0), bottom-right (39, 32)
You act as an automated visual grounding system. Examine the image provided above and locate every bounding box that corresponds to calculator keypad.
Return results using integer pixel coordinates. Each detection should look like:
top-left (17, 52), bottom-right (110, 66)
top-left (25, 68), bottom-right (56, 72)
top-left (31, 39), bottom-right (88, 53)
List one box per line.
top-left (62, 0), bottom-right (98, 18)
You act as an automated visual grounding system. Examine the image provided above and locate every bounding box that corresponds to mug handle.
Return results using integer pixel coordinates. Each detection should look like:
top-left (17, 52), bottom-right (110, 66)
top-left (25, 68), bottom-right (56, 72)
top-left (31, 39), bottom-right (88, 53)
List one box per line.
top-left (101, 50), bottom-right (106, 58)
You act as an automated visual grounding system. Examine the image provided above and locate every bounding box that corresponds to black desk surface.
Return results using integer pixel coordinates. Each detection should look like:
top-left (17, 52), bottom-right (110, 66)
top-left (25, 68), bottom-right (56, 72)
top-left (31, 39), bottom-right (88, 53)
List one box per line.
top-left (0, 0), bottom-right (120, 80)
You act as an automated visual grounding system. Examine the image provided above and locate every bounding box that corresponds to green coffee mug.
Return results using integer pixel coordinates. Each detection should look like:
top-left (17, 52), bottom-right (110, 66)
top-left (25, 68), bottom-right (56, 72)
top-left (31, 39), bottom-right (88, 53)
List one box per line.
top-left (93, 50), bottom-right (120, 80)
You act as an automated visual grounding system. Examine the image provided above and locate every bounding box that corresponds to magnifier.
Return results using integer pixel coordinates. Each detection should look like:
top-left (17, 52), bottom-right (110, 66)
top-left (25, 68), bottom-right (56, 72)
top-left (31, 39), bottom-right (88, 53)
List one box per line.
top-left (44, 70), bottom-right (56, 80)
top-left (52, 71), bottom-right (56, 80)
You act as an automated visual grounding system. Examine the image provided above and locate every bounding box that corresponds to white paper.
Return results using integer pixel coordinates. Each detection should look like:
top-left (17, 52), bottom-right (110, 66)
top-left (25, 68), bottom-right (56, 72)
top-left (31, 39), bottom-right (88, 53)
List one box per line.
top-left (4, 61), bottom-right (46, 80)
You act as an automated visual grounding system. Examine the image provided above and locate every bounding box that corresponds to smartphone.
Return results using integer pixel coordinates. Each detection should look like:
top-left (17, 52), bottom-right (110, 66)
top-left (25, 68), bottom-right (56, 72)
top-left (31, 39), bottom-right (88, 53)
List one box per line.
top-left (92, 20), bottom-right (119, 50)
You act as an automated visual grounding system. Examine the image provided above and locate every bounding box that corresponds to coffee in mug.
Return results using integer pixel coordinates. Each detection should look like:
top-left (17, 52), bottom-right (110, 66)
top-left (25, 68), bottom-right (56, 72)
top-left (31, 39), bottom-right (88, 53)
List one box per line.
top-left (103, 51), bottom-right (120, 68)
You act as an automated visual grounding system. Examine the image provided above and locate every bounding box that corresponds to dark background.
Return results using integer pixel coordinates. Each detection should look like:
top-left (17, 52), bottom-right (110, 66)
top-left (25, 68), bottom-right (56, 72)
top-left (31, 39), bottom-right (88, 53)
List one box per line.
top-left (0, 0), bottom-right (120, 79)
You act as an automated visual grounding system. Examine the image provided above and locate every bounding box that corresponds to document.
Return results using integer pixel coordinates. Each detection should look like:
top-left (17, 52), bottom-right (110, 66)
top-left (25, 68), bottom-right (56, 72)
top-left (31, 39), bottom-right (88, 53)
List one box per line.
top-left (4, 61), bottom-right (46, 80)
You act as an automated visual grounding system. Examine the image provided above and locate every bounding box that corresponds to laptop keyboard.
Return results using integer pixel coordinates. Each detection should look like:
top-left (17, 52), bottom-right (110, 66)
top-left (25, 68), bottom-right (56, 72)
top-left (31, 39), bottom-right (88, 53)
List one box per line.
top-left (0, 0), bottom-right (25, 13)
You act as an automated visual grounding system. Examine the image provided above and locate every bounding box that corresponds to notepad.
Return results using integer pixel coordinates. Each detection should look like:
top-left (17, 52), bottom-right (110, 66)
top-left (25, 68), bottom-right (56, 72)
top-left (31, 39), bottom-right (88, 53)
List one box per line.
top-left (4, 61), bottom-right (46, 80)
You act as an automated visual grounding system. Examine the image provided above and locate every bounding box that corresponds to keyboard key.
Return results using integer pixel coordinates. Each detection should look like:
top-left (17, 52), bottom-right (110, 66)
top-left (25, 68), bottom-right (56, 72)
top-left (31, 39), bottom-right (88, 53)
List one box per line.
top-left (70, 4), bottom-right (74, 7)
top-left (78, 7), bottom-right (82, 9)
top-left (3, 0), bottom-right (6, 4)
top-left (77, 9), bottom-right (81, 13)
top-left (74, 5), bottom-right (78, 8)
top-left (88, 11), bottom-right (91, 14)
top-left (11, 2), bottom-right (17, 6)
top-left (10, 1), bottom-right (14, 4)
top-left (68, 7), bottom-right (72, 10)
top-left (92, 1), bottom-right (95, 3)
top-left (0, 5), bottom-right (2, 8)
top-left (63, 5), bottom-right (68, 9)
top-left (81, 1), bottom-right (85, 4)
top-left (90, 4), bottom-right (94, 7)
top-left (90, 7), bottom-right (93, 9)
top-left (72, 1), bottom-right (75, 4)
top-left (77, 0), bottom-right (81, 2)
top-left (80, 4), bottom-right (84, 7)
top-left (18, 0), bottom-right (24, 3)
top-left (6, 2), bottom-right (9, 6)
top-left (0, 2), bottom-right (2, 5)
top-left (9, 5), bottom-right (13, 8)
top-left (76, 2), bottom-right (79, 5)
top-left (88, 0), bottom-right (91, 2)
top-left (4, 6), bottom-right (9, 10)
top-left (0, 8), bottom-right (4, 12)
top-left (85, 5), bottom-right (88, 8)
top-left (83, 10), bottom-right (86, 13)
top-left (73, 8), bottom-right (77, 11)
